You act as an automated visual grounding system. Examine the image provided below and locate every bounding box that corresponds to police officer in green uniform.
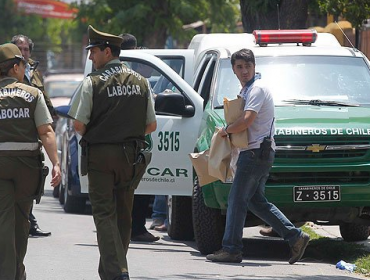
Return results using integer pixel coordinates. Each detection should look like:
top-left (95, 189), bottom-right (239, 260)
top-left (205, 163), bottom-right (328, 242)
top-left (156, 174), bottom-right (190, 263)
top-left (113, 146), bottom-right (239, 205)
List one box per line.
top-left (11, 34), bottom-right (55, 237)
top-left (68, 26), bottom-right (156, 280)
top-left (11, 35), bottom-right (55, 117)
top-left (0, 43), bottom-right (61, 280)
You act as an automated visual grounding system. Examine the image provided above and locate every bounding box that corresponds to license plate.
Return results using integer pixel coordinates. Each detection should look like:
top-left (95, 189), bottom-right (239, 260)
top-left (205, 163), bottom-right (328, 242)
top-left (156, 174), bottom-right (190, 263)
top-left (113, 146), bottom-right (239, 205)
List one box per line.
top-left (293, 185), bottom-right (341, 202)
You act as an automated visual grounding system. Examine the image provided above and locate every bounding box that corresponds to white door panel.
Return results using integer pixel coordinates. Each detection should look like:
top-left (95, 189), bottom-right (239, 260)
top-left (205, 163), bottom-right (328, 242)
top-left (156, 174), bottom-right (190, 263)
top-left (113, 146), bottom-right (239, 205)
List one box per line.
top-left (79, 51), bottom-right (201, 196)
top-left (136, 108), bottom-right (202, 196)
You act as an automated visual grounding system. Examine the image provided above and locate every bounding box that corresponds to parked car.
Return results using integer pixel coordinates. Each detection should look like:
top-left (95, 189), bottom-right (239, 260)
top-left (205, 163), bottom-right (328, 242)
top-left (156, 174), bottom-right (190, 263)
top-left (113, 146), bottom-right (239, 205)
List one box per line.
top-left (54, 102), bottom-right (83, 211)
top-left (43, 70), bottom-right (83, 198)
top-left (44, 70), bottom-right (84, 107)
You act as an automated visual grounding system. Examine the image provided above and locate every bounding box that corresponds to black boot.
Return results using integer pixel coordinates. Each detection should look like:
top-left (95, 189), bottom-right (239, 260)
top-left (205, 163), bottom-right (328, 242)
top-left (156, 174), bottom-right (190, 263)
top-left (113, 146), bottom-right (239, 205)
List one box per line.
top-left (114, 272), bottom-right (129, 280)
top-left (29, 226), bottom-right (51, 237)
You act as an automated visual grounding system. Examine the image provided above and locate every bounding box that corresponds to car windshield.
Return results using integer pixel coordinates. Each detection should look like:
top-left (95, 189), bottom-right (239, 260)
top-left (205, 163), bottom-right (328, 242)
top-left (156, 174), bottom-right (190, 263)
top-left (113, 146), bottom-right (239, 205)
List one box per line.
top-left (214, 56), bottom-right (370, 107)
top-left (45, 80), bottom-right (82, 98)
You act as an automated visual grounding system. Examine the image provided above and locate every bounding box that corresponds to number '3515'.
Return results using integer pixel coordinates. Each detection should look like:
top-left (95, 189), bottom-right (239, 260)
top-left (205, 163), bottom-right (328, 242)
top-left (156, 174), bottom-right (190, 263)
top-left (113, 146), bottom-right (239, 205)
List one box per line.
top-left (158, 131), bottom-right (180, 151)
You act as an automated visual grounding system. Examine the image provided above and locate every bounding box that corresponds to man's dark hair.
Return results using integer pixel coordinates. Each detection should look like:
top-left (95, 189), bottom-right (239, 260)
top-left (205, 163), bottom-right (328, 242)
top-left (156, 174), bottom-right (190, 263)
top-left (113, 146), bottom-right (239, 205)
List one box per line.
top-left (11, 34), bottom-right (34, 53)
top-left (98, 45), bottom-right (121, 57)
top-left (119, 33), bottom-right (137, 50)
top-left (231, 48), bottom-right (255, 66)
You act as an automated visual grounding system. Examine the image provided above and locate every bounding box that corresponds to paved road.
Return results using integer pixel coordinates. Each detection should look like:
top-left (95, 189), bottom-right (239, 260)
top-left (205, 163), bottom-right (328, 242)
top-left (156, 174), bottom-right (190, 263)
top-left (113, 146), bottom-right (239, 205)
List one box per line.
top-left (23, 158), bottom-right (369, 279)
top-left (23, 186), bottom-right (368, 280)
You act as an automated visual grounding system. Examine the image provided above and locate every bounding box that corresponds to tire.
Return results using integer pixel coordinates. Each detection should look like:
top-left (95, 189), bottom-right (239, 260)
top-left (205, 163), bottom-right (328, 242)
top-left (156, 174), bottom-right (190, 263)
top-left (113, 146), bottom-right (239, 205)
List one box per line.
top-left (59, 147), bottom-right (67, 205)
top-left (339, 222), bottom-right (370, 242)
top-left (52, 185), bottom-right (60, 198)
top-left (64, 188), bottom-right (86, 214)
top-left (59, 183), bottom-right (65, 204)
top-left (192, 177), bottom-right (226, 255)
top-left (167, 195), bottom-right (194, 241)
top-left (61, 147), bottom-right (86, 214)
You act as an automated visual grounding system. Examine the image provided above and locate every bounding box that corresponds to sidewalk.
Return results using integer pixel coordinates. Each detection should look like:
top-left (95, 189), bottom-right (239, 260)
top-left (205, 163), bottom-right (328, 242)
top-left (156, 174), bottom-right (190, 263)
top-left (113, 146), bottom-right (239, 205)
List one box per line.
top-left (308, 222), bottom-right (370, 251)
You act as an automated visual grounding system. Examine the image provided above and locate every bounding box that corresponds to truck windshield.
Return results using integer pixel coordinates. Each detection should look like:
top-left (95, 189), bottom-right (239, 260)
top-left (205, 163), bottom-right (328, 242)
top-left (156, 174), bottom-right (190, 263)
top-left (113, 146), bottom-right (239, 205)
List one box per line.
top-left (214, 56), bottom-right (370, 107)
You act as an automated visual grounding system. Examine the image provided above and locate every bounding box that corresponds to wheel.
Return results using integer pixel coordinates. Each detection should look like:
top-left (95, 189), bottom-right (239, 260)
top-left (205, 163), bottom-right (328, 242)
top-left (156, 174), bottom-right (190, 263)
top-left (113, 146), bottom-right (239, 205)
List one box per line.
top-left (61, 142), bottom-right (86, 214)
top-left (192, 177), bottom-right (225, 255)
top-left (339, 222), bottom-right (370, 241)
top-left (59, 146), bottom-right (67, 205)
top-left (59, 183), bottom-right (65, 204)
top-left (63, 186), bottom-right (86, 214)
top-left (167, 195), bottom-right (194, 241)
top-left (52, 184), bottom-right (60, 198)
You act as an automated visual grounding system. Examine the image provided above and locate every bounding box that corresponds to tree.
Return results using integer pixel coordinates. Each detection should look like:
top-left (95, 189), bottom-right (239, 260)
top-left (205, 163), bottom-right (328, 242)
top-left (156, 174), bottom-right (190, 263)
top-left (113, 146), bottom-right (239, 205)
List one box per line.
top-left (318, 0), bottom-right (370, 47)
top-left (0, 0), bottom-right (84, 71)
top-left (73, 0), bottom-right (240, 48)
top-left (0, 0), bottom-right (81, 53)
top-left (240, 0), bottom-right (310, 32)
top-left (0, 0), bottom-right (42, 43)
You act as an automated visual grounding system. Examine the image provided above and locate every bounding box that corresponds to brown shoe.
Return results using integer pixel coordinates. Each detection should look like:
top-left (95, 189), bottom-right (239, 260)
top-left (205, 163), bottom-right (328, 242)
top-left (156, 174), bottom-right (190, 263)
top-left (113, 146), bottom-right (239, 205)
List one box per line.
top-left (206, 249), bottom-right (242, 263)
top-left (149, 219), bottom-right (164, 230)
top-left (154, 224), bottom-right (168, 232)
top-left (259, 227), bottom-right (280, 237)
top-left (131, 231), bottom-right (160, 242)
top-left (289, 233), bottom-right (310, 264)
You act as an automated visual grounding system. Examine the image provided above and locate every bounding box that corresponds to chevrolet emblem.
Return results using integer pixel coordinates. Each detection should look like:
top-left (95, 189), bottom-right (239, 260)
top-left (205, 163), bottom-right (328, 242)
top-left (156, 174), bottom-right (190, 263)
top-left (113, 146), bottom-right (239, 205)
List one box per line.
top-left (306, 144), bottom-right (326, 153)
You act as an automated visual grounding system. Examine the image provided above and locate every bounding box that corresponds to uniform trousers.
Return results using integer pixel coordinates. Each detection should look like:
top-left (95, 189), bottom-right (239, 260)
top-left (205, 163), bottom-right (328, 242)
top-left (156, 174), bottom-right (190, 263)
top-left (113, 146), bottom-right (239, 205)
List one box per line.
top-left (88, 143), bottom-right (136, 280)
top-left (0, 156), bottom-right (40, 280)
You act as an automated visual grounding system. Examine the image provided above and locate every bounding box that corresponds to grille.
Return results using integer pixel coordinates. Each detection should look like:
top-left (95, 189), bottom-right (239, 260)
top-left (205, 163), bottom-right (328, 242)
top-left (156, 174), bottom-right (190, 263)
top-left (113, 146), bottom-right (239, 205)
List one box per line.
top-left (268, 171), bottom-right (370, 184)
top-left (275, 136), bottom-right (370, 160)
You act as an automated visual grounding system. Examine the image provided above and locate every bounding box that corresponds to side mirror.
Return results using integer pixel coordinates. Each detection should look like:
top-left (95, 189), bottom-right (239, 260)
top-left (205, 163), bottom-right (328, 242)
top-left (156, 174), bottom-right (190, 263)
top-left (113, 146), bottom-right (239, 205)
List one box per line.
top-left (55, 105), bottom-right (73, 119)
top-left (155, 92), bottom-right (195, 117)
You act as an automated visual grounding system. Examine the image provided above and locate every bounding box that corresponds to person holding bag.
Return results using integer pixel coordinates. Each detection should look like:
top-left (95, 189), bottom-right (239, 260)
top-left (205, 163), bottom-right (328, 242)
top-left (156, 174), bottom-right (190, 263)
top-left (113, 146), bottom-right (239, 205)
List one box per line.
top-left (206, 48), bottom-right (309, 264)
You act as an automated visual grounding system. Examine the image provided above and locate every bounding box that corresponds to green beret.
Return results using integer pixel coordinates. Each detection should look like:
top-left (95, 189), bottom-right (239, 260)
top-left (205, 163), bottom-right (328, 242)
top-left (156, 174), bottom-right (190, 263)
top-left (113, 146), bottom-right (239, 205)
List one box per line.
top-left (0, 43), bottom-right (25, 64)
top-left (86, 25), bottom-right (123, 50)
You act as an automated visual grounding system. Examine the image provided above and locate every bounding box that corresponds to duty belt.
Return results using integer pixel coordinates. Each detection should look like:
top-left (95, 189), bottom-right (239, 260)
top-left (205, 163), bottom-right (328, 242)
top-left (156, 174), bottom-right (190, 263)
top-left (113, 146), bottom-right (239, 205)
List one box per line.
top-left (0, 142), bottom-right (40, 151)
top-left (0, 142), bottom-right (41, 157)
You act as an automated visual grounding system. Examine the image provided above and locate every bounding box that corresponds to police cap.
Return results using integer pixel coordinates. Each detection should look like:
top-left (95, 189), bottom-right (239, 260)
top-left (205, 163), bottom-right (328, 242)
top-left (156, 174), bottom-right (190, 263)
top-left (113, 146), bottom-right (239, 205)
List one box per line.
top-left (0, 43), bottom-right (25, 64)
top-left (86, 25), bottom-right (123, 50)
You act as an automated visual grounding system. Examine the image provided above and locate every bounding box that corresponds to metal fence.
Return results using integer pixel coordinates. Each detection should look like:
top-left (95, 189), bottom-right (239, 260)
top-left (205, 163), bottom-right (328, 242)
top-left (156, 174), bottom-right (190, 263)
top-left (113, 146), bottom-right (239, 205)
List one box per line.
top-left (31, 42), bottom-right (86, 76)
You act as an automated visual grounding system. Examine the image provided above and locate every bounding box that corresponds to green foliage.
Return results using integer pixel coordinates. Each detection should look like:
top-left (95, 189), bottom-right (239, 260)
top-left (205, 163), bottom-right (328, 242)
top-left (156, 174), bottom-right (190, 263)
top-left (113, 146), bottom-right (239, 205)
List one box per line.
top-left (0, 0), bottom-right (40, 43)
top-left (318, 0), bottom-right (370, 28)
top-left (73, 0), bottom-right (240, 48)
top-left (243, 0), bottom-right (281, 15)
top-left (0, 0), bottom-right (80, 48)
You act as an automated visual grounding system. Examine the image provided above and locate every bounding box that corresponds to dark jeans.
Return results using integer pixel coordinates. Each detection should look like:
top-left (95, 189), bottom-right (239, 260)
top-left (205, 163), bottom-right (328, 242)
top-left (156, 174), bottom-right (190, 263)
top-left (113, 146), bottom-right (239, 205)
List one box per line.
top-left (222, 148), bottom-right (302, 254)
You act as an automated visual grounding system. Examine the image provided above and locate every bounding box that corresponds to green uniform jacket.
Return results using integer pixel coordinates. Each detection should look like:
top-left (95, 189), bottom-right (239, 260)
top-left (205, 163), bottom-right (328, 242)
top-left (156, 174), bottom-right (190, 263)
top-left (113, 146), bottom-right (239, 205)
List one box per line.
top-left (83, 63), bottom-right (148, 144)
top-left (0, 79), bottom-right (40, 155)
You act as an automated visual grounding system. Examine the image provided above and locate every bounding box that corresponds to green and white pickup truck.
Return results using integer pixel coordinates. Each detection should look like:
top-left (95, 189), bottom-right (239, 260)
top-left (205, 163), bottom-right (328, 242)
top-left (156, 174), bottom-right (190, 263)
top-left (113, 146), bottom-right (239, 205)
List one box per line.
top-left (65, 29), bottom-right (370, 254)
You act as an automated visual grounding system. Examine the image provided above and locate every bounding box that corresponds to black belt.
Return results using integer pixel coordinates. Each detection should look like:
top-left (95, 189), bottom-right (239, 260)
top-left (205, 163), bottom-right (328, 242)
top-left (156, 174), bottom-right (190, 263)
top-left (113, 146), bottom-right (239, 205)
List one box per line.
top-left (0, 149), bottom-right (41, 157)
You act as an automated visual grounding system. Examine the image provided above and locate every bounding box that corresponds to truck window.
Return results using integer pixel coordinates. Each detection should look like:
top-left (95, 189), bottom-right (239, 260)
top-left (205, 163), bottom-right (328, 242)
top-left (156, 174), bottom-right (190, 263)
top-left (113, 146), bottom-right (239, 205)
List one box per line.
top-left (194, 53), bottom-right (213, 92)
top-left (121, 57), bottom-right (193, 116)
top-left (197, 55), bottom-right (216, 108)
top-left (153, 58), bottom-right (184, 94)
top-left (214, 56), bottom-right (370, 107)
